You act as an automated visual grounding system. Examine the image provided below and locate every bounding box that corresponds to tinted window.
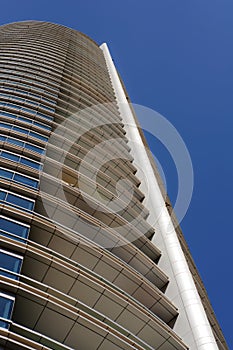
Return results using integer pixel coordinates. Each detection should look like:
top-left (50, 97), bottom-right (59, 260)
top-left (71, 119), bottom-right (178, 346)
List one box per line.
top-left (6, 193), bottom-right (34, 211)
top-left (0, 192), bottom-right (6, 200)
top-left (7, 138), bottom-right (24, 147)
top-left (0, 168), bottom-right (39, 189)
top-left (25, 143), bottom-right (45, 154)
top-left (0, 151), bottom-right (19, 162)
top-left (0, 216), bottom-right (29, 242)
top-left (12, 125), bottom-right (29, 134)
top-left (0, 250), bottom-right (22, 280)
top-left (34, 121), bottom-right (51, 131)
top-left (30, 131), bottom-right (48, 142)
top-left (0, 122), bottom-right (11, 129)
top-left (20, 157), bottom-right (41, 170)
top-left (0, 294), bottom-right (14, 328)
top-left (0, 168), bottom-right (13, 180)
top-left (14, 173), bottom-right (39, 188)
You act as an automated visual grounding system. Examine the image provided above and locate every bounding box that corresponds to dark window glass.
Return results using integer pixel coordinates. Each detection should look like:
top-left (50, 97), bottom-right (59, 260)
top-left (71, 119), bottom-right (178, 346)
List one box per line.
top-left (21, 107), bottom-right (36, 115)
top-left (0, 151), bottom-right (19, 162)
top-left (14, 173), bottom-right (39, 188)
top-left (7, 138), bottom-right (24, 147)
top-left (34, 121), bottom-right (51, 131)
top-left (37, 112), bottom-right (53, 121)
top-left (11, 96), bottom-right (24, 103)
top-left (27, 100), bottom-right (38, 107)
top-left (18, 116), bottom-right (32, 124)
top-left (6, 103), bottom-right (20, 110)
top-left (20, 158), bottom-right (41, 170)
top-left (41, 105), bottom-right (55, 113)
top-left (30, 131), bottom-right (48, 142)
top-left (0, 251), bottom-right (22, 280)
top-left (25, 143), bottom-right (45, 154)
top-left (0, 168), bottom-right (13, 180)
top-left (0, 294), bottom-right (14, 328)
top-left (0, 135), bottom-right (6, 141)
top-left (0, 216), bottom-right (29, 242)
top-left (12, 126), bottom-right (29, 134)
top-left (6, 193), bottom-right (34, 211)
top-left (0, 122), bottom-right (11, 129)
top-left (0, 191), bottom-right (6, 200)
top-left (0, 112), bottom-right (12, 118)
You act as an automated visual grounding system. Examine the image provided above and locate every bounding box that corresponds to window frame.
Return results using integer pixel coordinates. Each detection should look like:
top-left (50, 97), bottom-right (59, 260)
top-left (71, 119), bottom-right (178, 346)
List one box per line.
top-left (0, 248), bottom-right (23, 280)
top-left (0, 292), bottom-right (15, 329)
top-left (0, 167), bottom-right (39, 189)
top-left (0, 188), bottom-right (35, 211)
top-left (0, 215), bottom-right (30, 242)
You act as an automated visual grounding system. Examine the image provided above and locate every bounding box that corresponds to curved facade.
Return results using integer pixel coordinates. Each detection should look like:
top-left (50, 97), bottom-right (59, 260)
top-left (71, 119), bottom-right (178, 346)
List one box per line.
top-left (0, 21), bottom-right (228, 350)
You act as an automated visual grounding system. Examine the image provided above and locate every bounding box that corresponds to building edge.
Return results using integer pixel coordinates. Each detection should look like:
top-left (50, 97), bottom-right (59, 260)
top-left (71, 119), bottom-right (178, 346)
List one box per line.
top-left (100, 42), bottom-right (226, 350)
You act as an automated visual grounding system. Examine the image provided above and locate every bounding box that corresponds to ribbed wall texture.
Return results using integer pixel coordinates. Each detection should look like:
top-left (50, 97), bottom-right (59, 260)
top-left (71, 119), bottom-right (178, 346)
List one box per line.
top-left (0, 21), bottom-right (227, 350)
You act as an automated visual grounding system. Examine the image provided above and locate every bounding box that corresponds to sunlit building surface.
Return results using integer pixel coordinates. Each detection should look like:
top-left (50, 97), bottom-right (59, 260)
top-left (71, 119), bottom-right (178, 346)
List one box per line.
top-left (0, 21), bottom-right (228, 350)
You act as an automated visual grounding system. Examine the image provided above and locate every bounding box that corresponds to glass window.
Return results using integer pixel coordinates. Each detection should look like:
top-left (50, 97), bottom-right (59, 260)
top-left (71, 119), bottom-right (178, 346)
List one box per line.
top-left (0, 151), bottom-right (19, 162)
top-left (21, 107), bottom-right (36, 115)
top-left (0, 216), bottom-right (30, 242)
top-left (20, 157), bottom-right (41, 170)
top-left (33, 121), bottom-right (51, 131)
top-left (0, 191), bottom-right (6, 200)
top-left (14, 173), bottom-right (39, 188)
top-left (7, 138), bottom-right (24, 147)
top-left (13, 96), bottom-right (24, 103)
top-left (0, 151), bottom-right (42, 170)
top-left (0, 136), bottom-right (45, 154)
top-left (0, 293), bottom-right (14, 329)
top-left (0, 107), bottom-right (51, 130)
top-left (44, 99), bottom-right (56, 106)
top-left (12, 125), bottom-right (29, 135)
top-left (29, 92), bottom-right (40, 99)
top-left (27, 100), bottom-right (39, 107)
top-left (6, 103), bottom-right (20, 110)
top-left (30, 131), bottom-right (48, 142)
top-left (25, 143), bottom-right (45, 155)
top-left (41, 105), bottom-right (55, 113)
top-left (37, 112), bottom-right (53, 121)
top-left (0, 136), bottom-right (44, 154)
top-left (4, 192), bottom-right (34, 211)
top-left (0, 168), bottom-right (13, 180)
top-left (0, 250), bottom-right (22, 280)
top-left (0, 122), bottom-right (11, 129)
top-left (0, 167), bottom-right (39, 189)
top-left (18, 116), bottom-right (32, 124)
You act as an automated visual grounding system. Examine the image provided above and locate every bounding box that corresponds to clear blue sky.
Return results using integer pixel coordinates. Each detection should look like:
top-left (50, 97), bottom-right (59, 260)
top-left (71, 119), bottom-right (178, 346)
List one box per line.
top-left (0, 1), bottom-right (232, 347)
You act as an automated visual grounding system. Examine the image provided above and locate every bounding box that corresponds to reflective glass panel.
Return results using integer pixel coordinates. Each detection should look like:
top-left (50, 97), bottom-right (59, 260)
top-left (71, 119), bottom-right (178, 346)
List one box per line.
top-left (7, 138), bottom-right (24, 147)
top-left (0, 250), bottom-right (22, 280)
top-left (25, 143), bottom-right (45, 154)
top-left (0, 191), bottom-right (6, 200)
top-left (6, 193), bottom-right (34, 211)
top-left (14, 173), bottom-right (39, 188)
top-left (20, 157), bottom-right (41, 170)
top-left (12, 126), bottom-right (29, 134)
top-left (30, 131), bottom-right (48, 142)
top-left (0, 151), bottom-right (19, 162)
top-left (0, 216), bottom-right (29, 241)
top-left (0, 294), bottom-right (14, 328)
top-left (0, 122), bottom-right (11, 129)
top-left (0, 168), bottom-right (13, 180)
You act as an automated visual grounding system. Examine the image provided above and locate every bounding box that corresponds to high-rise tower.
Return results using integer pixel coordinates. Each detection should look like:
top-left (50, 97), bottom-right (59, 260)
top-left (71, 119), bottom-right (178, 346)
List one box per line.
top-left (0, 21), bottom-right (228, 350)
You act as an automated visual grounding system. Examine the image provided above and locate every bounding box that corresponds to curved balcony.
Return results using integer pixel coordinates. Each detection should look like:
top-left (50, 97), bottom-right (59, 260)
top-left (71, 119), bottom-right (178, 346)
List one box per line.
top-left (1, 277), bottom-right (187, 350)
